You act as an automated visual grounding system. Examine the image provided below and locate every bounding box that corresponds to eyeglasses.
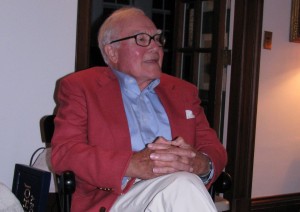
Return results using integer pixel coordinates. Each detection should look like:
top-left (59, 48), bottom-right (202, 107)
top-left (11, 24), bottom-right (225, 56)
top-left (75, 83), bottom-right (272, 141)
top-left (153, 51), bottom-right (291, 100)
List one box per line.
top-left (109, 32), bottom-right (166, 47)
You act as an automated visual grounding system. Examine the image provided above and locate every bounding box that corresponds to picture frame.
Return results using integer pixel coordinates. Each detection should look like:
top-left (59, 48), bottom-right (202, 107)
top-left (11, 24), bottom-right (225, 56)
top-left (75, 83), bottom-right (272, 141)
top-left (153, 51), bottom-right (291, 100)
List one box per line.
top-left (290, 0), bottom-right (300, 42)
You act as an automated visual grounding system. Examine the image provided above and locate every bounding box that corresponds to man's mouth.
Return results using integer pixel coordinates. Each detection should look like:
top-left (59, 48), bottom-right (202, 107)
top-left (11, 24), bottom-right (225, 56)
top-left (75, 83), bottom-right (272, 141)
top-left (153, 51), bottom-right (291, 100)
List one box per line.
top-left (144, 57), bottom-right (159, 63)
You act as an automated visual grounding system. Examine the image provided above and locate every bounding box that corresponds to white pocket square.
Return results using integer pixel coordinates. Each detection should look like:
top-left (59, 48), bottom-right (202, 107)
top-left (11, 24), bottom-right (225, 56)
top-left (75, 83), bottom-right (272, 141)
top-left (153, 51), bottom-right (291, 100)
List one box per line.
top-left (185, 110), bottom-right (195, 119)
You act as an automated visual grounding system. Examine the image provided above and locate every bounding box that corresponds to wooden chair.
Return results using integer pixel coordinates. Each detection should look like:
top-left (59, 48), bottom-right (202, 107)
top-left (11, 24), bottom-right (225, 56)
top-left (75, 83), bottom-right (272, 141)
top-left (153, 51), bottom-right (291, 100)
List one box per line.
top-left (41, 115), bottom-right (231, 212)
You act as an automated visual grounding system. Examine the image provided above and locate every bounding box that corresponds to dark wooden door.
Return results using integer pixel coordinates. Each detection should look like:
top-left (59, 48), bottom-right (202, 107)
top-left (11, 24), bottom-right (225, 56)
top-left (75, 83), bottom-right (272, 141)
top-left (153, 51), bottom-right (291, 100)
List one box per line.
top-left (172, 0), bottom-right (230, 139)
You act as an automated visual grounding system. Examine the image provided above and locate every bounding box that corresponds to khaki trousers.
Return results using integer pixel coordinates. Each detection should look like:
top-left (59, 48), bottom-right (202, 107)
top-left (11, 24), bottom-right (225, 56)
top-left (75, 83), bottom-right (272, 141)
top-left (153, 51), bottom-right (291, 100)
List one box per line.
top-left (111, 172), bottom-right (217, 212)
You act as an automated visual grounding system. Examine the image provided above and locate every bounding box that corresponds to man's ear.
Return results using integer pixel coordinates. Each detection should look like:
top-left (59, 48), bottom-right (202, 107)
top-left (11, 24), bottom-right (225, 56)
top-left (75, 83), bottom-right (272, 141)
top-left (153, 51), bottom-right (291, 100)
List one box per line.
top-left (104, 45), bottom-right (118, 63)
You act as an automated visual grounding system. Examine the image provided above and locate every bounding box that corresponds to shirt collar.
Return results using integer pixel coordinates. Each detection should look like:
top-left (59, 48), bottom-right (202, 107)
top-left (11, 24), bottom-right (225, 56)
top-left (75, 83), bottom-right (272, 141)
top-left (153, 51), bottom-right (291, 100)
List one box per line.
top-left (111, 68), bottom-right (160, 95)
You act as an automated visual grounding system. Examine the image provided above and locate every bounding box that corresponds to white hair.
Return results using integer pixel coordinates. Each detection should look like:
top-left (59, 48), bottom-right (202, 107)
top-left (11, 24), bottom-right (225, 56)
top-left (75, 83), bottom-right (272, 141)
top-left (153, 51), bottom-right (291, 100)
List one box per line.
top-left (98, 7), bottom-right (145, 64)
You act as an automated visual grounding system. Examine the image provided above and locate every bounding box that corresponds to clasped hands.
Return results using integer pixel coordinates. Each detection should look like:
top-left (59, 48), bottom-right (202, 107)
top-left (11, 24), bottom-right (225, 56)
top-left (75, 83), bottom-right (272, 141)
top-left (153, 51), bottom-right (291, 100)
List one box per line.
top-left (126, 136), bottom-right (210, 180)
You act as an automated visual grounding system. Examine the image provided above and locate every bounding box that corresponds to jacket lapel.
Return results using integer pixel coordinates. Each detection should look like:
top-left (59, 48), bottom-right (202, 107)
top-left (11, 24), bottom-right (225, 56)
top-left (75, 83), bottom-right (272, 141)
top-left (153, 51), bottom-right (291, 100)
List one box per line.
top-left (95, 67), bottom-right (132, 149)
top-left (155, 75), bottom-right (186, 139)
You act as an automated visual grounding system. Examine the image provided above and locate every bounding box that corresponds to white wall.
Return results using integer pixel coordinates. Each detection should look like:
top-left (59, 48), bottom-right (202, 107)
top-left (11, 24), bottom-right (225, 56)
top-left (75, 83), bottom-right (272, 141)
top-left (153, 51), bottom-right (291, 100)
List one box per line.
top-left (252, 0), bottom-right (300, 197)
top-left (0, 1), bottom-right (78, 188)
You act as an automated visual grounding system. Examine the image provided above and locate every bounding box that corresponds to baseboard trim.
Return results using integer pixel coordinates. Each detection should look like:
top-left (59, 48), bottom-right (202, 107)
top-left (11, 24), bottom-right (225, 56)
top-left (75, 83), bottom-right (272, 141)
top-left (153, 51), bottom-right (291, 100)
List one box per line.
top-left (251, 192), bottom-right (300, 211)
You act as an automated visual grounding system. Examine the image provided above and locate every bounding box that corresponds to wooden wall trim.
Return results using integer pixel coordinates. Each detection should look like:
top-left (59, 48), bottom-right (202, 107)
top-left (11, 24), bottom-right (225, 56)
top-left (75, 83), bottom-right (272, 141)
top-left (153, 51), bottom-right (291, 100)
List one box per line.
top-left (251, 193), bottom-right (300, 211)
top-left (211, 0), bottom-right (227, 135)
top-left (75, 0), bottom-right (92, 71)
top-left (225, 0), bottom-right (264, 211)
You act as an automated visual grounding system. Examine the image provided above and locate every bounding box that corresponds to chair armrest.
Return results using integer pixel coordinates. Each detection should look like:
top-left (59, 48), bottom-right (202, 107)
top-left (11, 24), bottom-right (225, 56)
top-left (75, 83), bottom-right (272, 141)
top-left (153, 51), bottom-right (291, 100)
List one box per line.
top-left (209, 171), bottom-right (232, 200)
top-left (57, 171), bottom-right (76, 212)
top-left (213, 171), bottom-right (232, 193)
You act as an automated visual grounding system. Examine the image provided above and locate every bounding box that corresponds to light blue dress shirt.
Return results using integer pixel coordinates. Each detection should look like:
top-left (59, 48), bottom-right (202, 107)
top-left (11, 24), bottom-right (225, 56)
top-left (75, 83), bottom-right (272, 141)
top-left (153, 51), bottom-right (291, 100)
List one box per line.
top-left (112, 69), bottom-right (172, 151)
top-left (112, 69), bottom-right (172, 187)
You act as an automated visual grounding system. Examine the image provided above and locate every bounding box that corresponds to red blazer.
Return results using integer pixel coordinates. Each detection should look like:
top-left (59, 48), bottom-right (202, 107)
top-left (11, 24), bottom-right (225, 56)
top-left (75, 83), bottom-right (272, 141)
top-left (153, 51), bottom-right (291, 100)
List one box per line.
top-left (51, 67), bottom-right (227, 212)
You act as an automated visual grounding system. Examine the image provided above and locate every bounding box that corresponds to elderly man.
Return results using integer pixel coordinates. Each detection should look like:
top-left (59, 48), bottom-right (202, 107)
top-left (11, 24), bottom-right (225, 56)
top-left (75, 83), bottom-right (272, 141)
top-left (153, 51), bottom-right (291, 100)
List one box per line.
top-left (51, 7), bottom-right (227, 212)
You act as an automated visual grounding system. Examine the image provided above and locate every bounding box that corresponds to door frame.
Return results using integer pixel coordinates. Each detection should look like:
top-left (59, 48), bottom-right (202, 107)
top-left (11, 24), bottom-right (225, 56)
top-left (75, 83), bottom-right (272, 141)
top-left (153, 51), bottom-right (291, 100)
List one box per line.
top-left (225, 0), bottom-right (264, 211)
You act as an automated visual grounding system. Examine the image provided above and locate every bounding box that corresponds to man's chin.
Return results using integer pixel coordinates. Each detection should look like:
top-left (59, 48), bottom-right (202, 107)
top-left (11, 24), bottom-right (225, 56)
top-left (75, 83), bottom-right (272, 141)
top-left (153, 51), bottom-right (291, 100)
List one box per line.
top-left (150, 69), bottom-right (162, 79)
top-left (149, 65), bottom-right (162, 73)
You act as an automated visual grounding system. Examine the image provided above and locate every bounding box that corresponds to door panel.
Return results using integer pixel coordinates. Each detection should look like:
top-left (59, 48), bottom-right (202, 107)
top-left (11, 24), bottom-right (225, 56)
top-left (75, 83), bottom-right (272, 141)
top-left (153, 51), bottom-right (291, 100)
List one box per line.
top-left (173, 0), bottom-right (230, 138)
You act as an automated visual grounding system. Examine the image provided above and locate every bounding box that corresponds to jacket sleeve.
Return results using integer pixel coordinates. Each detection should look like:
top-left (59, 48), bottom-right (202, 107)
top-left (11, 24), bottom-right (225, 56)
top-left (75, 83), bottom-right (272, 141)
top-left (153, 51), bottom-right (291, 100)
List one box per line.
top-left (190, 85), bottom-right (228, 186)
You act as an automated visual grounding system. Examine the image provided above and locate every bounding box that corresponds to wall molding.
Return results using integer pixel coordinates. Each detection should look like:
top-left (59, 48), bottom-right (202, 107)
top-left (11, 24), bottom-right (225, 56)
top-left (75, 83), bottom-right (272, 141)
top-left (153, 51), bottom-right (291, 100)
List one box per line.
top-left (251, 193), bottom-right (300, 211)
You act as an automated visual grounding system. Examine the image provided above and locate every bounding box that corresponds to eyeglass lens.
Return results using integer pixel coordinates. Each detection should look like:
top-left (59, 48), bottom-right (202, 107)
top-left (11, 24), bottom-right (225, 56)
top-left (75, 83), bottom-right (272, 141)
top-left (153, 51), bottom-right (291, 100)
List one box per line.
top-left (136, 33), bottom-right (165, 47)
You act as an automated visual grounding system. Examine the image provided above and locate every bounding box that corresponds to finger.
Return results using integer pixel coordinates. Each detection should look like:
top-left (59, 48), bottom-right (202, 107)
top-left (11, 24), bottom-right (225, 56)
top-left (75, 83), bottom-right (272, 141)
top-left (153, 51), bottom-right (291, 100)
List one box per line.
top-left (150, 152), bottom-right (178, 161)
top-left (153, 137), bottom-right (171, 146)
top-left (147, 137), bottom-right (171, 149)
top-left (151, 147), bottom-right (196, 158)
top-left (171, 137), bottom-right (191, 148)
top-left (178, 156), bottom-right (192, 165)
top-left (147, 142), bottom-right (171, 150)
top-left (152, 160), bottom-right (193, 173)
top-left (150, 151), bottom-right (195, 165)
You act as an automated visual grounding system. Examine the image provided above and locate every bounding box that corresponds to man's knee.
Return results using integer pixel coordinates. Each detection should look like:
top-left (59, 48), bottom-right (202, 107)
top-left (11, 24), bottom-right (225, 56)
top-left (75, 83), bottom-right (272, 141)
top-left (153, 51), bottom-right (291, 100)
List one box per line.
top-left (166, 172), bottom-right (204, 188)
top-left (146, 172), bottom-right (216, 212)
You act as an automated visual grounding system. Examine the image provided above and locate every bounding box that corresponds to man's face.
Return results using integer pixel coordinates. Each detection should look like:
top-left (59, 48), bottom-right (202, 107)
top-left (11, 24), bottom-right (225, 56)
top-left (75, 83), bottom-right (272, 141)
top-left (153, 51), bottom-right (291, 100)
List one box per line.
top-left (109, 13), bottom-right (164, 90)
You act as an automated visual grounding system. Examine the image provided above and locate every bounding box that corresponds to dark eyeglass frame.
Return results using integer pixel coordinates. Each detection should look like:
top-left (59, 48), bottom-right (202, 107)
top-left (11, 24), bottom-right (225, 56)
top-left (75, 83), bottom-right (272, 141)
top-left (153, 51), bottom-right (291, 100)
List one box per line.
top-left (109, 32), bottom-right (166, 47)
